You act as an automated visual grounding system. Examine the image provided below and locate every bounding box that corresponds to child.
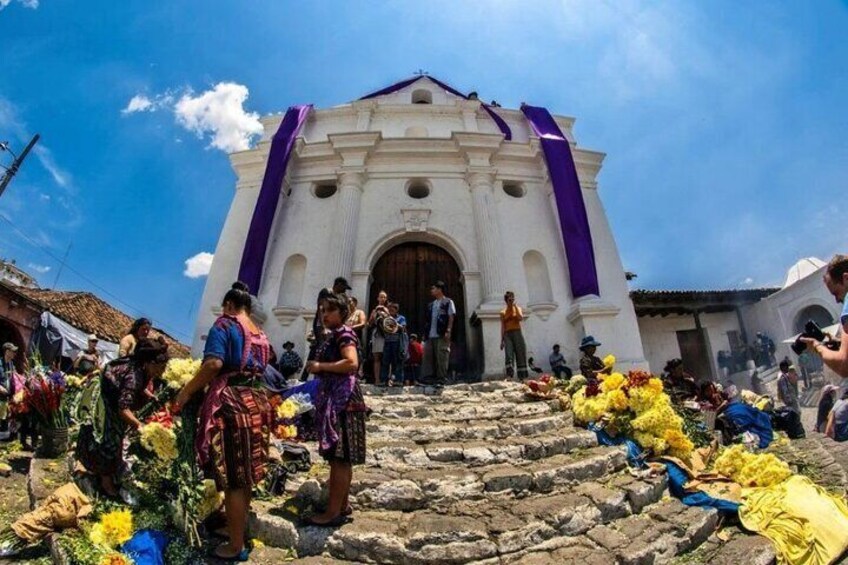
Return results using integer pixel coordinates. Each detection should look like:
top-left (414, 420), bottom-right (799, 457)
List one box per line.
top-left (380, 303), bottom-right (407, 387)
top-left (406, 334), bottom-right (424, 386)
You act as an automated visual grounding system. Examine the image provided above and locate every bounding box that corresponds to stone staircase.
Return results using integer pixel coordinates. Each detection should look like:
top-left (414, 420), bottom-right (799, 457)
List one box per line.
top-left (247, 381), bottom-right (790, 564)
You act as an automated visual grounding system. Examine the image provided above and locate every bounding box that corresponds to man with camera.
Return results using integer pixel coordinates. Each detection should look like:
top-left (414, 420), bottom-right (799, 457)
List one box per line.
top-left (801, 254), bottom-right (848, 378)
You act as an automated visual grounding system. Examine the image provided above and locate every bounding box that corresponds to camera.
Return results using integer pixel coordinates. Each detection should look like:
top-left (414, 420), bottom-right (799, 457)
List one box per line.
top-left (792, 320), bottom-right (840, 355)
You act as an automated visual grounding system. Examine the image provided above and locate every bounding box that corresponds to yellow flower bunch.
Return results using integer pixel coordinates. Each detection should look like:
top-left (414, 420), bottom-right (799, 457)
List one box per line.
top-left (572, 388), bottom-right (609, 423)
top-left (600, 372), bottom-right (626, 392)
top-left (89, 509), bottom-right (133, 548)
top-left (161, 358), bottom-right (201, 389)
top-left (713, 444), bottom-right (791, 488)
top-left (140, 422), bottom-right (178, 461)
top-left (629, 387), bottom-right (692, 458)
top-left (66, 375), bottom-right (84, 388)
top-left (626, 378), bottom-right (665, 413)
top-left (570, 362), bottom-right (694, 459)
top-left (273, 424), bottom-right (298, 440)
top-left (276, 399), bottom-right (298, 420)
top-left (603, 354), bottom-right (616, 368)
top-left (196, 479), bottom-right (223, 520)
top-left (606, 389), bottom-right (629, 412)
top-left (100, 553), bottom-right (131, 565)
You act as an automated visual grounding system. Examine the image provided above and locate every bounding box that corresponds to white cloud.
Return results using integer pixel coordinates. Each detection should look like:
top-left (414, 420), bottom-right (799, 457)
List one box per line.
top-left (122, 94), bottom-right (154, 114)
top-left (33, 146), bottom-right (70, 188)
top-left (184, 252), bottom-right (214, 278)
top-left (0, 0), bottom-right (38, 9)
top-left (39, 193), bottom-right (50, 202)
top-left (743, 277), bottom-right (754, 286)
top-left (174, 83), bottom-right (263, 153)
top-left (27, 263), bottom-right (50, 274)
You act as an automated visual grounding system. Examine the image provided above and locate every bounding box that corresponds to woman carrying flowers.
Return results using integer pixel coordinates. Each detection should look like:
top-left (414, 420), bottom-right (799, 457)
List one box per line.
top-left (173, 282), bottom-right (273, 561)
top-left (75, 338), bottom-right (169, 496)
top-left (304, 292), bottom-right (368, 526)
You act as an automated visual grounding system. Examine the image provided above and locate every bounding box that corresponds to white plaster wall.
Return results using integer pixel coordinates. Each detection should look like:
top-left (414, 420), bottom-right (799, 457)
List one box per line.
top-left (637, 312), bottom-right (738, 379)
top-left (742, 266), bottom-right (841, 362)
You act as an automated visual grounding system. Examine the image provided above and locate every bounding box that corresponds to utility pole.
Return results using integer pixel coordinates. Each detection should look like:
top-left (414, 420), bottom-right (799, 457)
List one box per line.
top-left (0, 134), bottom-right (40, 198)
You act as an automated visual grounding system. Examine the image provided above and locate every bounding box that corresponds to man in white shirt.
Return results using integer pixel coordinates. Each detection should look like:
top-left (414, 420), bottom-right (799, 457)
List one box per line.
top-left (425, 281), bottom-right (456, 387)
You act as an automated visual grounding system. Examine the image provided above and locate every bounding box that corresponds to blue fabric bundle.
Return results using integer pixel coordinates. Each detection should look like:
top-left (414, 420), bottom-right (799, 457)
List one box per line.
top-left (122, 529), bottom-right (169, 565)
top-left (723, 400), bottom-right (774, 448)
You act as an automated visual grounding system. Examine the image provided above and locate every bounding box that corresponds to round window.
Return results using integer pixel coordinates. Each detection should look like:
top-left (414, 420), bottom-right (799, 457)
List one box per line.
top-left (314, 183), bottom-right (337, 199)
top-left (407, 182), bottom-right (430, 199)
top-left (503, 182), bottom-right (526, 198)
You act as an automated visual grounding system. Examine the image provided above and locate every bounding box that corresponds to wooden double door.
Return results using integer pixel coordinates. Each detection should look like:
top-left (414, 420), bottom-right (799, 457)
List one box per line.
top-left (369, 242), bottom-right (466, 365)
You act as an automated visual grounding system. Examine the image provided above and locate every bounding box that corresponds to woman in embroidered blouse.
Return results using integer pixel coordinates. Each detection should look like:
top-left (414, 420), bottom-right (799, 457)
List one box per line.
top-left (304, 292), bottom-right (368, 526)
top-left (174, 282), bottom-right (273, 561)
top-left (75, 338), bottom-right (168, 497)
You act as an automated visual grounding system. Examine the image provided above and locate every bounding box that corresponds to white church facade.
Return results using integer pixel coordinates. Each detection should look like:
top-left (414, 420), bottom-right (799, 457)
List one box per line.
top-left (193, 76), bottom-right (647, 378)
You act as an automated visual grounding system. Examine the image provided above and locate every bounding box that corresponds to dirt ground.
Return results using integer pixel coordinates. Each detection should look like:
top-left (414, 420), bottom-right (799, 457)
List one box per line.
top-left (0, 446), bottom-right (50, 564)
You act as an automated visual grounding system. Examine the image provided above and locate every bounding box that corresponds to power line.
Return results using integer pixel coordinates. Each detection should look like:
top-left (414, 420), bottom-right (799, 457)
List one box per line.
top-left (0, 212), bottom-right (193, 342)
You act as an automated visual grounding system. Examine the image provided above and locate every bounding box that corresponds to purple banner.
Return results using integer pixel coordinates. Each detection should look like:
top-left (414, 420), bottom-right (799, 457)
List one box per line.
top-left (238, 104), bottom-right (312, 294)
top-left (521, 105), bottom-right (600, 298)
top-left (360, 75), bottom-right (512, 141)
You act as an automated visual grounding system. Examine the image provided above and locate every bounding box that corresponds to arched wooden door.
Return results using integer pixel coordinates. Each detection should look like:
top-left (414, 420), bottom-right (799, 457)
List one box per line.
top-left (369, 242), bottom-right (466, 368)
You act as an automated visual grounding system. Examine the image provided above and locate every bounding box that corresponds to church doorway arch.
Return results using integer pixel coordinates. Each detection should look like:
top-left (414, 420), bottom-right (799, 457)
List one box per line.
top-left (369, 241), bottom-right (467, 377)
top-left (793, 304), bottom-right (834, 334)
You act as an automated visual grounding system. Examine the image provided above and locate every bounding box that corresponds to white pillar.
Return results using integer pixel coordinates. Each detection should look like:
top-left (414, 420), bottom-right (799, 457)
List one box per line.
top-left (467, 170), bottom-right (506, 304)
top-left (328, 170), bottom-right (365, 280)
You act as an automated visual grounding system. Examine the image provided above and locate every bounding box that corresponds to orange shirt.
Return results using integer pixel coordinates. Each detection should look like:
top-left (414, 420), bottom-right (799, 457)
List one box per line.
top-left (500, 305), bottom-right (523, 332)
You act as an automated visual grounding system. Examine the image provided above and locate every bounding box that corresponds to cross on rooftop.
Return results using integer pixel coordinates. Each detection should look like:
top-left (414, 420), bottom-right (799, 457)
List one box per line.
top-left (414, 69), bottom-right (429, 76)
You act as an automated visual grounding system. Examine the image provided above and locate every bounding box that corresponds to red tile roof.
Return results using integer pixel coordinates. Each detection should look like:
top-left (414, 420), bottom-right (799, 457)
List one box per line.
top-left (5, 282), bottom-right (189, 357)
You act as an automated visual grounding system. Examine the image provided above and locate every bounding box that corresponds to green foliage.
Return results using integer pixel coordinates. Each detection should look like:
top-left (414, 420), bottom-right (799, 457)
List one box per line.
top-left (674, 404), bottom-right (713, 448)
top-left (164, 535), bottom-right (204, 565)
top-left (58, 529), bottom-right (110, 565)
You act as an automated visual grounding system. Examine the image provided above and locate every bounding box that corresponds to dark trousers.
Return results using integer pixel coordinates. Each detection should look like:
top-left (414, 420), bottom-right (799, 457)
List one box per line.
top-left (381, 341), bottom-right (404, 384)
top-left (17, 414), bottom-right (37, 447)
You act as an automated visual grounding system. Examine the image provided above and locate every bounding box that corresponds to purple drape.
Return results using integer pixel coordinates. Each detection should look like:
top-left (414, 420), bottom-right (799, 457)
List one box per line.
top-left (521, 105), bottom-right (600, 298)
top-left (237, 104), bottom-right (312, 293)
top-left (359, 76), bottom-right (512, 140)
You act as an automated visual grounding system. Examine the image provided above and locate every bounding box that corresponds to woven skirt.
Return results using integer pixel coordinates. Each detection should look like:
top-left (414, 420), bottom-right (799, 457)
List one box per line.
top-left (319, 383), bottom-right (368, 465)
top-left (207, 386), bottom-right (273, 491)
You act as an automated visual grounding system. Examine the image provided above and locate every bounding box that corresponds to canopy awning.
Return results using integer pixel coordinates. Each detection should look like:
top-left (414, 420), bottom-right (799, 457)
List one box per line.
top-left (29, 312), bottom-right (120, 365)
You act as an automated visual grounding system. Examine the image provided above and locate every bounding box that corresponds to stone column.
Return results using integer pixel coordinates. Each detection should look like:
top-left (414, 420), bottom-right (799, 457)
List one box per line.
top-left (328, 170), bottom-right (365, 280)
top-left (467, 170), bottom-right (506, 304)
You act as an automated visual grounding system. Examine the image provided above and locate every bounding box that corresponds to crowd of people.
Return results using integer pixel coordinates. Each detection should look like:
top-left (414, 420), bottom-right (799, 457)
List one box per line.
top-left (0, 314), bottom-right (168, 453)
top-left (292, 277), bottom-right (458, 389)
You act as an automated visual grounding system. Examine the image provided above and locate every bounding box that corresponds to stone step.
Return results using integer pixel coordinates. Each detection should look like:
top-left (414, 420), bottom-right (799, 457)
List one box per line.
top-left (297, 445), bottom-right (628, 514)
top-left (767, 432), bottom-right (848, 493)
top-left (362, 383), bottom-right (535, 406)
top-left (502, 497), bottom-right (720, 565)
top-left (367, 398), bottom-right (560, 421)
top-left (362, 380), bottom-right (519, 397)
top-left (366, 412), bottom-right (573, 443)
top-left (251, 470), bottom-right (667, 561)
top-left (367, 428), bottom-right (598, 468)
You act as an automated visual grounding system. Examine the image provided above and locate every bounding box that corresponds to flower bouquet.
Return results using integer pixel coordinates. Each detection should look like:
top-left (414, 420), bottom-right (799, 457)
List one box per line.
top-left (571, 369), bottom-right (695, 460)
top-left (524, 374), bottom-right (560, 399)
top-left (25, 374), bottom-right (69, 430)
top-left (271, 393), bottom-right (314, 441)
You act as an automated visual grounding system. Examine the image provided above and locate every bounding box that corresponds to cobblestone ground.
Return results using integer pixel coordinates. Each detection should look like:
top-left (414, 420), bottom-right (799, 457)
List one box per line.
top-left (245, 381), bottom-right (848, 564)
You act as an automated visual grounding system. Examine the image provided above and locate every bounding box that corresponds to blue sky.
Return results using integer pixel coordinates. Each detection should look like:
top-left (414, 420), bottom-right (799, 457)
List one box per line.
top-left (0, 1), bottom-right (846, 343)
